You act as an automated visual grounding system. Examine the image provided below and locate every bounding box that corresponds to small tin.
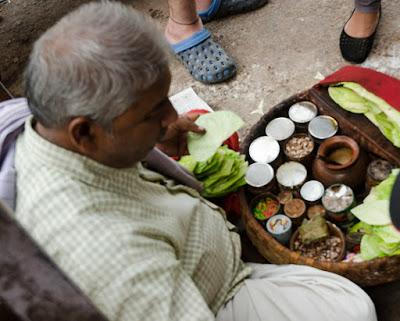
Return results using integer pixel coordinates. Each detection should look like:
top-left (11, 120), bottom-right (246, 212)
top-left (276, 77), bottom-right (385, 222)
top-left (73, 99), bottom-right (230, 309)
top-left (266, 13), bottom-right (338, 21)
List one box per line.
top-left (308, 115), bottom-right (338, 142)
top-left (300, 180), bottom-right (325, 204)
top-left (245, 163), bottom-right (275, 194)
top-left (322, 184), bottom-right (355, 226)
top-left (249, 136), bottom-right (280, 164)
top-left (307, 204), bottom-right (326, 220)
top-left (288, 101), bottom-right (318, 131)
top-left (266, 214), bottom-right (292, 245)
top-left (284, 198), bottom-right (306, 226)
top-left (251, 193), bottom-right (281, 222)
top-left (283, 133), bottom-right (315, 164)
top-left (276, 161), bottom-right (307, 191)
top-left (278, 190), bottom-right (293, 205)
top-left (366, 159), bottom-right (393, 190)
top-left (265, 117), bottom-right (295, 142)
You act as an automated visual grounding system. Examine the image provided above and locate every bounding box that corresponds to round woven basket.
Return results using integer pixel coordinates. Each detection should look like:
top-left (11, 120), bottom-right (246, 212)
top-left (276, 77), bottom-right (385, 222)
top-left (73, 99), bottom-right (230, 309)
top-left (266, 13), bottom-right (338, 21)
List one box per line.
top-left (240, 89), bottom-right (400, 287)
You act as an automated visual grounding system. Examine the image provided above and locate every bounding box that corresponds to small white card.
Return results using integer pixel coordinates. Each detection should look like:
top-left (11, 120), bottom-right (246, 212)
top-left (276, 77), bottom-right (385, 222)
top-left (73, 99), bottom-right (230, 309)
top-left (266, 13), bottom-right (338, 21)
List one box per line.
top-left (169, 87), bottom-right (213, 115)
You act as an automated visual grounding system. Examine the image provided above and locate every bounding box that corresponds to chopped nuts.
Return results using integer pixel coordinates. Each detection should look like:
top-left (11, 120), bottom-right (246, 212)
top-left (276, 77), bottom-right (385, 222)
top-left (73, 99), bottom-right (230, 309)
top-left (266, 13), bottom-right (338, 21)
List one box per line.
top-left (285, 135), bottom-right (314, 159)
top-left (294, 236), bottom-right (342, 262)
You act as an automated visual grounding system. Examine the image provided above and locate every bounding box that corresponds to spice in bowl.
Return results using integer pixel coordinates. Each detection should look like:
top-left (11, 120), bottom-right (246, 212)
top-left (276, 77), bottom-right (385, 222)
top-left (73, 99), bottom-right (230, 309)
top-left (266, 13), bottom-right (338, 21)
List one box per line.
top-left (293, 235), bottom-right (343, 262)
top-left (252, 194), bottom-right (280, 222)
top-left (307, 204), bottom-right (326, 220)
top-left (284, 198), bottom-right (306, 225)
top-left (278, 190), bottom-right (293, 205)
top-left (291, 217), bottom-right (344, 262)
top-left (366, 159), bottom-right (393, 189)
top-left (284, 134), bottom-right (314, 161)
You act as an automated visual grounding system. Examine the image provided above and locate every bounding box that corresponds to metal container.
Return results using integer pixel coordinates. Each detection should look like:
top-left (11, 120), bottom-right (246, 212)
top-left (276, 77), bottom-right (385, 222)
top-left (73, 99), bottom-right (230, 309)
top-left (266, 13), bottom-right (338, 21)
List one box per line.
top-left (249, 136), bottom-right (280, 164)
top-left (250, 193), bottom-right (281, 222)
top-left (300, 180), bottom-right (325, 203)
top-left (276, 161), bottom-right (307, 191)
top-left (278, 190), bottom-right (293, 205)
top-left (307, 204), bottom-right (326, 220)
top-left (308, 115), bottom-right (338, 142)
top-left (266, 214), bottom-right (292, 245)
top-left (366, 159), bottom-right (393, 190)
top-left (283, 133), bottom-right (315, 164)
top-left (265, 117), bottom-right (295, 142)
top-left (322, 184), bottom-right (355, 226)
top-left (245, 163), bottom-right (275, 194)
top-left (288, 101), bottom-right (318, 130)
top-left (284, 198), bottom-right (306, 225)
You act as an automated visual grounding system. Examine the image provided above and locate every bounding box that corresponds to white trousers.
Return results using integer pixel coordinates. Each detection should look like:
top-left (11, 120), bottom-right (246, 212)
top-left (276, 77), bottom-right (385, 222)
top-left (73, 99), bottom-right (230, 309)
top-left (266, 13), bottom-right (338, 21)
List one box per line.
top-left (216, 264), bottom-right (377, 321)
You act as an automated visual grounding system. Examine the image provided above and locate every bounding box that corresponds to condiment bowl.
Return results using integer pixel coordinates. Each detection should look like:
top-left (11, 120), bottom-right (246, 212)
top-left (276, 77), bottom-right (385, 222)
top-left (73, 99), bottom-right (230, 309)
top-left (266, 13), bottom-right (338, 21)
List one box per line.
top-left (289, 222), bottom-right (346, 262)
top-left (283, 133), bottom-right (315, 164)
top-left (250, 192), bottom-right (281, 222)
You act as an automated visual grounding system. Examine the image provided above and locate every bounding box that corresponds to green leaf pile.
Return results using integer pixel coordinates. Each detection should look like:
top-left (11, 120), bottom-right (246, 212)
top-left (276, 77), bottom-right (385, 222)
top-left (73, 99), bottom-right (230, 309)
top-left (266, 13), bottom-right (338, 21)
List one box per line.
top-left (187, 111), bottom-right (244, 162)
top-left (179, 145), bottom-right (248, 198)
top-left (350, 169), bottom-right (400, 260)
top-left (328, 82), bottom-right (400, 147)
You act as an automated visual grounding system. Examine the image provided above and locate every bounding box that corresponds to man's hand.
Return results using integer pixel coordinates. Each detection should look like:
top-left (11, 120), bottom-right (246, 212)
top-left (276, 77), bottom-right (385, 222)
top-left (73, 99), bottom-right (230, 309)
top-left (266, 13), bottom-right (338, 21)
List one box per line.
top-left (156, 113), bottom-right (206, 157)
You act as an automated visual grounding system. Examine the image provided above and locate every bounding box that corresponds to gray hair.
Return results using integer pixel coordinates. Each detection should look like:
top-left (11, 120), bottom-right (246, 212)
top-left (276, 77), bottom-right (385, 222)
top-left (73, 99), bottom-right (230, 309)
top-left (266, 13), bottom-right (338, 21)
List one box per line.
top-left (25, 1), bottom-right (169, 128)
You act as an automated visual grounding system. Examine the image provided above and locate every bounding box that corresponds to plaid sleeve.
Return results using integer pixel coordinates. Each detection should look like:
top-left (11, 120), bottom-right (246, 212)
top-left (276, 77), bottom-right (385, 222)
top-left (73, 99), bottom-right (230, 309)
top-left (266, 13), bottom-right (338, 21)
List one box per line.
top-left (40, 211), bottom-right (216, 321)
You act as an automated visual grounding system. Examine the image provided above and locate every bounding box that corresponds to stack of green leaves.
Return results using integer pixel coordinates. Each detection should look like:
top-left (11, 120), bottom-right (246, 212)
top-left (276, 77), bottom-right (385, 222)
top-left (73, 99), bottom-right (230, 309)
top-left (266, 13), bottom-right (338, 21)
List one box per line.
top-left (350, 169), bottom-right (400, 260)
top-left (328, 82), bottom-right (400, 147)
top-left (179, 145), bottom-right (248, 198)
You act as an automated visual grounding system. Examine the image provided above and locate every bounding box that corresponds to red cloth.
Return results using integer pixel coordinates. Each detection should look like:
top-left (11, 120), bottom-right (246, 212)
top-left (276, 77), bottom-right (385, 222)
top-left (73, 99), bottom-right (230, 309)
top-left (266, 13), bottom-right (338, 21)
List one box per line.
top-left (317, 66), bottom-right (400, 112)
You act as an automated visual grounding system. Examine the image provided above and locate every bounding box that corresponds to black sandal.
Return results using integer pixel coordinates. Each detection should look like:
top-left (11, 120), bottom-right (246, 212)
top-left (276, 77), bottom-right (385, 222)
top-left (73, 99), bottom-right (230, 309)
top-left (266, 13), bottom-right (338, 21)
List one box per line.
top-left (339, 8), bottom-right (381, 64)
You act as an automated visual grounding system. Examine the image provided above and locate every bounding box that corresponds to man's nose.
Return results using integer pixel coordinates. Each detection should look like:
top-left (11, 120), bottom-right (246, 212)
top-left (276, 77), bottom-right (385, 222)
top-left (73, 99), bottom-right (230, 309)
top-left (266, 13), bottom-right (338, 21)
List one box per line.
top-left (161, 100), bottom-right (178, 128)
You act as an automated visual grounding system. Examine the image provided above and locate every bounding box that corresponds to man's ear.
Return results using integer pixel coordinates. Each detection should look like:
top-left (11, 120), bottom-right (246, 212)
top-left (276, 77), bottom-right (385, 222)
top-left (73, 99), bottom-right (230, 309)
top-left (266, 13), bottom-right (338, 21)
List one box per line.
top-left (67, 117), bottom-right (98, 153)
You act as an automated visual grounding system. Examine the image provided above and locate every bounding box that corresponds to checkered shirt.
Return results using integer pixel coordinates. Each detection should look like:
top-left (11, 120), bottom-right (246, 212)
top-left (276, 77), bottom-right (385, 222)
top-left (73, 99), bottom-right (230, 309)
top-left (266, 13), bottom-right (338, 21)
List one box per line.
top-left (14, 117), bottom-right (251, 321)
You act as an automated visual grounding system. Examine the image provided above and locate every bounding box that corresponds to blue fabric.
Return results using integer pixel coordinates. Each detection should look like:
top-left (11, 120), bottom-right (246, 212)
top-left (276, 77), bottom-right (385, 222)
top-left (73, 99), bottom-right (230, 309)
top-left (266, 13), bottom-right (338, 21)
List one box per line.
top-left (171, 29), bottom-right (211, 54)
top-left (198, 0), bottom-right (222, 20)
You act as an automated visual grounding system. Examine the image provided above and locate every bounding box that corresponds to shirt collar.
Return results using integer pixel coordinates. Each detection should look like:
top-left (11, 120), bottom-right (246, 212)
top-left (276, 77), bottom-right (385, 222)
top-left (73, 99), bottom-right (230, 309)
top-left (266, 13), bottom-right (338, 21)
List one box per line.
top-left (21, 116), bottom-right (141, 191)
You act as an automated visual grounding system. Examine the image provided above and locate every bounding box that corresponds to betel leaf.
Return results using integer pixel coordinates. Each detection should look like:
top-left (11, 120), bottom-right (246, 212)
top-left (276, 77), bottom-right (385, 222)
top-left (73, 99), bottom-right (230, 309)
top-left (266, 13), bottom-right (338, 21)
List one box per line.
top-left (178, 145), bottom-right (248, 198)
top-left (299, 216), bottom-right (329, 245)
top-left (349, 169), bottom-right (400, 260)
top-left (187, 111), bottom-right (244, 162)
top-left (351, 200), bottom-right (391, 226)
top-left (178, 155), bottom-right (198, 173)
top-left (328, 86), bottom-right (370, 114)
top-left (328, 82), bottom-right (400, 147)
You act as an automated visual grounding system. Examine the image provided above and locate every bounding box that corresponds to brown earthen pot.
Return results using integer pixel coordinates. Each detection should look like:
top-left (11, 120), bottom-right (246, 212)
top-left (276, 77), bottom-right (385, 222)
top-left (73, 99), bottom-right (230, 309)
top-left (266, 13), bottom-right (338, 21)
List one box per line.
top-left (312, 136), bottom-right (369, 190)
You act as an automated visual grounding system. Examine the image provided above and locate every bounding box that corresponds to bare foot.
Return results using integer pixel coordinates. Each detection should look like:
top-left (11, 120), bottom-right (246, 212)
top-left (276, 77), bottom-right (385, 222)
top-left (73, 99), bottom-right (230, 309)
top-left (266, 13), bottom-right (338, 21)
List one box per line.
top-left (165, 17), bottom-right (204, 44)
top-left (196, 0), bottom-right (213, 12)
top-left (344, 10), bottom-right (380, 38)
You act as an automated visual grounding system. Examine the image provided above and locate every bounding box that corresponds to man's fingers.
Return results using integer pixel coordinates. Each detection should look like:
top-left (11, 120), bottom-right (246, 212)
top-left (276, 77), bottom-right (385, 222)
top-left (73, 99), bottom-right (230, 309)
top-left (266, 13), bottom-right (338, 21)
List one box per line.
top-left (187, 122), bottom-right (206, 134)
top-left (177, 116), bottom-right (206, 134)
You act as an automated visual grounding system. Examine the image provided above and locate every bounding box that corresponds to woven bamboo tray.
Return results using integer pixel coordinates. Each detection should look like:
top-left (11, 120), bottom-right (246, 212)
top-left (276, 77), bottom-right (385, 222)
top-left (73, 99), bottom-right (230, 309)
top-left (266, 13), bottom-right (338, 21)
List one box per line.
top-left (240, 86), bottom-right (400, 287)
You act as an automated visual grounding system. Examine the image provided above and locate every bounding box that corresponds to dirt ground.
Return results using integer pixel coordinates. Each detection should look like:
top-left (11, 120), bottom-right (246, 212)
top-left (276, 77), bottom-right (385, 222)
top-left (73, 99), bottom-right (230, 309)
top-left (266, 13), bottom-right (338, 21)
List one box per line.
top-left (1, 1), bottom-right (400, 320)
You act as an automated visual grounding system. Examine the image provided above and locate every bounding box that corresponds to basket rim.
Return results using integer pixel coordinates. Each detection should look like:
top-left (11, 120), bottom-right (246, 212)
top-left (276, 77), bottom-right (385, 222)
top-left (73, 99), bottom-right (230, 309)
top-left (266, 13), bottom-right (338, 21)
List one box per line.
top-left (239, 88), bottom-right (400, 285)
top-left (240, 189), bottom-right (400, 269)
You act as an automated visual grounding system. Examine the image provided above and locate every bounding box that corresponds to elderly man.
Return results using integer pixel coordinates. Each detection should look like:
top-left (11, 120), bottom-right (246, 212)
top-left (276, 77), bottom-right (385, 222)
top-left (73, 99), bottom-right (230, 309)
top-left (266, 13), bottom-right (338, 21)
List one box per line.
top-left (14, 2), bottom-right (376, 321)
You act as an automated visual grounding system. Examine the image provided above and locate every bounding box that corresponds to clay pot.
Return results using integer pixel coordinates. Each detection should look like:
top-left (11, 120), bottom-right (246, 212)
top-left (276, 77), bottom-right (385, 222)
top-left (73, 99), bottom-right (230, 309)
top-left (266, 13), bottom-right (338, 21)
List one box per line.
top-left (312, 136), bottom-right (369, 190)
